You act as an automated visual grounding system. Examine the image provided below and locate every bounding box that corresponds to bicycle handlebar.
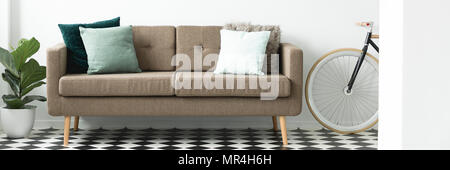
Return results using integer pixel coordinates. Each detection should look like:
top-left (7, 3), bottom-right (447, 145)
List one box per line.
top-left (356, 22), bottom-right (379, 38)
top-left (356, 22), bottom-right (373, 27)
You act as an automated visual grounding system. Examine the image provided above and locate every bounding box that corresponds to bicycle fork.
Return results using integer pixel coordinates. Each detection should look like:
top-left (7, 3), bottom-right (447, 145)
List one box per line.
top-left (346, 31), bottom-right (379, 93)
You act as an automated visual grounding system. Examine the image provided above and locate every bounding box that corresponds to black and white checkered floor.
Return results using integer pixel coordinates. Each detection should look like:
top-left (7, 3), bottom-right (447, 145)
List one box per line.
top-left (0, 128), bottom-right (378, 150)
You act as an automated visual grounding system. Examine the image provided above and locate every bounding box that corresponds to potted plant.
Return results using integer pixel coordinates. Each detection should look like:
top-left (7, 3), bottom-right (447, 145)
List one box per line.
top-left (0, 37), bottom-right (46, 138)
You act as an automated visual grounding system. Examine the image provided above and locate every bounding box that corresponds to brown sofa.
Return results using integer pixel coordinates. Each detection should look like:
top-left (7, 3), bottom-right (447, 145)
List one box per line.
top-left (46, 26), bottom-right (303, 146)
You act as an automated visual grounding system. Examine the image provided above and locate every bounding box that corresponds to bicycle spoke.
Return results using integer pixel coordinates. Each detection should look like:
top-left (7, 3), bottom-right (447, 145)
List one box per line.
top-left (320, 63), bottom-right (343, 85)
top-left (314, 74), bottom-right (343, 90)
top-left (356, 94), bottom-right (377, 121)
top-left (315, 92), bottom-right (343, 117)
top-left (327, 95), bottom-right (346, 124)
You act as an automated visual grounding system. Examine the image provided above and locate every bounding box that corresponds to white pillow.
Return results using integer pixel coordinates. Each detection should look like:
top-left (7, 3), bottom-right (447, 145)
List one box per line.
top-left (214, 30), bottom-right (271, 75)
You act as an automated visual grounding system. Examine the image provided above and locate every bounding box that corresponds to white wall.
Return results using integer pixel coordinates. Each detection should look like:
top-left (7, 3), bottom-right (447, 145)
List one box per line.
top-left (0, 0), bottom-right (9, 47)
top-left (402, 0), bottom-right (450, 149)
top-left (378, 0), bottom-right (403, 150)
top-left (379, 0), bottom-right (450, 150)
top-left (7, 0), bottom-right (379, 129)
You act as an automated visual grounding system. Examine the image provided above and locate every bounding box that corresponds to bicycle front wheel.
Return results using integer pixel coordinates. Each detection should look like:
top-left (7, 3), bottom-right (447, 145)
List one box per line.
top-left (306, 48), bottom-right (379, 134)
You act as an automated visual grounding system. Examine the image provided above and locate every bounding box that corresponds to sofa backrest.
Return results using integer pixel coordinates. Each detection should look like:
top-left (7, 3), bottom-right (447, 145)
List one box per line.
top-left (133, 26), bottom-right (176, 71)
top-left (133, 25), bottom-right (277, 72)
top-left (176, 26), bottom-right (222, 71)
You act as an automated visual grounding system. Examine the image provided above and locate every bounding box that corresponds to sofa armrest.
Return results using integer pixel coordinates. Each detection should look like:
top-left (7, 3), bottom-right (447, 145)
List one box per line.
top-left (280, 43), bottom-right (303, 115)
top-left (46, 43), bottom-right (67, 115)
top-left (280, 43), bottom-right (303, 81)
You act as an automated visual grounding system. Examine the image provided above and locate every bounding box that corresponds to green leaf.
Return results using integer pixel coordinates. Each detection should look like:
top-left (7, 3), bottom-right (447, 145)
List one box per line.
top-left (20, 58), bottom-right (46, 91)
top-left (21, 81), bottom-right (46, 97)
top-left (10, 37), bottom-right (40, 70)
top-left (2, 70), bottom-right (20, 96)
top-left (8, 43), bottom-right (15, 51)
top-left (17, 38), bottom-right (27, 47)
top-left (22, 95), bottom-right (47, 105)
top-left (2, 38), bottom-right (46, 108)
top-left (0, 47), bottom-right (19, 77)
top-left (2, 95), bottom-right (25, 109)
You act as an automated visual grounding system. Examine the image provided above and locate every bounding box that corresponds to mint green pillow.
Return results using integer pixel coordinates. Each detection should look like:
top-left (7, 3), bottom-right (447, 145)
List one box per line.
top-left (79, 26), bottom-right (142, 74)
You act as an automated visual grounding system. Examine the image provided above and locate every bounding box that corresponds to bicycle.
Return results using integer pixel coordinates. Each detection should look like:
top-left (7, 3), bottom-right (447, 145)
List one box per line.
top-left (305, 22), bottom-right (379, 134)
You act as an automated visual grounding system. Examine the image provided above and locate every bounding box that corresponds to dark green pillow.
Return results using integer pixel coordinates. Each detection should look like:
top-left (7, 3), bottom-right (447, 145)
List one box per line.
top-left (58, 17), bottom-right (120, 73)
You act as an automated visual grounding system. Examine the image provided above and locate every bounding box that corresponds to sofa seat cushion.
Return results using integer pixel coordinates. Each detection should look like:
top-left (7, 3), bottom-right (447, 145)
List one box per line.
top-left (174, 72), bottom-right (290, 97)
top-left (59, 72), bottom-right (174, 97)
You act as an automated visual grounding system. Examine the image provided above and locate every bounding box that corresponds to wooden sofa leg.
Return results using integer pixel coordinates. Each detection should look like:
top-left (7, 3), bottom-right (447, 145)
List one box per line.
top-left (64, 116), bottom-right (71, 147)
top-left (74, 116), bottom-right (79, 131)
top-left (279, 116), bottom-right (288, 145)
top-left (272, 116), bottom-right (278, 131)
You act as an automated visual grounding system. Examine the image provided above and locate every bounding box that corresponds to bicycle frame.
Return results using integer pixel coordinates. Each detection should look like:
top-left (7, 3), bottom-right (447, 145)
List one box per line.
top-left (346, 28), bottom-right (379, 92)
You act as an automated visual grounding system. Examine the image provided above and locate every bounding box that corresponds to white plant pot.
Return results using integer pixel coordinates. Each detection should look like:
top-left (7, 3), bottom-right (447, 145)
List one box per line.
top-left (0, 106), bottom-right (36, 138)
